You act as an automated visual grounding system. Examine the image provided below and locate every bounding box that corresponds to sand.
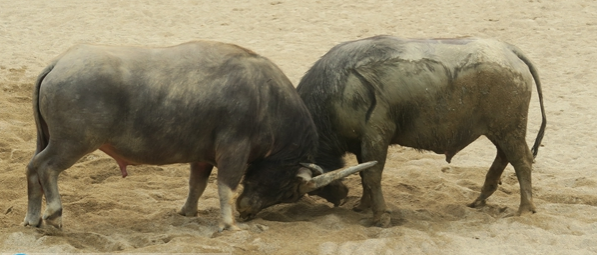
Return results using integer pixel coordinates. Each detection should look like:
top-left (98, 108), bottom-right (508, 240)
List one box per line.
top-left (1, 0), bottom-right (596, 254)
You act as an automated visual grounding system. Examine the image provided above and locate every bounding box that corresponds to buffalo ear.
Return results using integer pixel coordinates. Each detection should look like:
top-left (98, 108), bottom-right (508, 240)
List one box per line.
top-left (298, 161), bottom-right (378, 194)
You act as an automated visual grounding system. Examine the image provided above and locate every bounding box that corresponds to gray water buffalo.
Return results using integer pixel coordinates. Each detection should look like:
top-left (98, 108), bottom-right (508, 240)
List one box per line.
top-left (24, 40), bottom-right (376, 231)
top-left (297, 35), bottom-right (547, 227)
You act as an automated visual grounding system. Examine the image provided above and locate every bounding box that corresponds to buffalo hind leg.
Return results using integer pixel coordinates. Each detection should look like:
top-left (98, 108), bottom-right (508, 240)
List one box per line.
top-left (354, 135), bottom-right (391, 227)
top-left (469, 143), bottom-right (508, 208)
top-left (24, 162), bottom-right (43, 227)
top-left (178, 162), bottom-right (214, 216)
top-left (504, 138), bottom-right (536, 215)
top-left (487, 134), bottom-right (536, 215)
top-left (24, 142), bottom-right (94, 228)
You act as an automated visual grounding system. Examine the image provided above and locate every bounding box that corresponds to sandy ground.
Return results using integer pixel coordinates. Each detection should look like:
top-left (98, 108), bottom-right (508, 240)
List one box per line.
top-left (1, 0), bottom-right (596, 254)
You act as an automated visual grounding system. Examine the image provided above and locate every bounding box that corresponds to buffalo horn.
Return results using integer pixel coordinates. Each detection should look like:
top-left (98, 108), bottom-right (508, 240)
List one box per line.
top-left (299, 163), bottom-right (324, 175)
top-left (299, 161), bottom-right (378, 194)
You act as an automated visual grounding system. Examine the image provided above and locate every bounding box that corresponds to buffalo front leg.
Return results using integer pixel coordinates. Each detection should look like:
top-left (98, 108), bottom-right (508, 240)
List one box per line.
top-left (469, 145), bottom-right (508, 208)
top-left (358, 162), bottom-right (390, 227)
top-left (178, 162), bottom-right (214, 216)
top-left (353, 154), bottom-right (372, 212)
top-left (355, 135), bottom-right (391, 227)
top-left (217, 181), bottom-right (241, 231)
top-left (214, 139), bottom-right (250, 231)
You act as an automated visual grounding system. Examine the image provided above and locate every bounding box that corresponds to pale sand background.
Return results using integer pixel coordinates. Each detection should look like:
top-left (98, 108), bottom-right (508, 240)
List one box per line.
top-left (1, 0), bottom-right (596, 254)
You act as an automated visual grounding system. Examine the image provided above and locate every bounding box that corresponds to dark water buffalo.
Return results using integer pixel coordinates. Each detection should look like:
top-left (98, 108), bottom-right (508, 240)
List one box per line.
top-left (24, 41), bottom-right (376, 231)
top-left (297, 35), bottom-right (547, 227)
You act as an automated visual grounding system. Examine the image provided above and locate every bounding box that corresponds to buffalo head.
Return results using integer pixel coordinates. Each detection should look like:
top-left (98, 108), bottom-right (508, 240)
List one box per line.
top-left (236, 161), bottom-right (377, 220)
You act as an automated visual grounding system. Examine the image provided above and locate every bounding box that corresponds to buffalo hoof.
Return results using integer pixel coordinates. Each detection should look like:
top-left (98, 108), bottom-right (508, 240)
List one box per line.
top-left (23, 215), bottom-right (42, 228)
top-left (372, 212), bottom-right (392, 228)
top-left (467, 199), bottom-right (487, 208)
top-left (517, 203), bottom-right (537, 216)
top-left (44, 217), bottom-right (62, 229)
top-left (218, 222), bottom-right (243, 232)
top-left (353, 202), bottom-right (371, 213)
top-left (177, 207), bottom-right (198, 217)
top-left (42, 208), bottom-right (63, 229)
top-left (42, 215), bottom-right (62, 229)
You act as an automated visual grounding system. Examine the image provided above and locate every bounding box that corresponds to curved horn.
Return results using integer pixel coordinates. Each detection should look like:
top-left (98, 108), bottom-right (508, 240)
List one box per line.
top-left (299, 161), bottom-right (377, 194)
top-left (300, 163), bottom-right (324, 175)
top-left (296, 167), bottom-right (313, 182)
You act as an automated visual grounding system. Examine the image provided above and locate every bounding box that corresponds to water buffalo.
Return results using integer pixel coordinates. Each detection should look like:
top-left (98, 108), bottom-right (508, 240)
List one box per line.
top-left (297, 35), bottom-right (547, 227)
top-left (24, 40), bottom-right (376, 231)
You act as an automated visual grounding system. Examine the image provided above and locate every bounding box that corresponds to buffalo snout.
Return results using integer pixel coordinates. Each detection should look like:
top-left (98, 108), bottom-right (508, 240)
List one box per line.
top-left (236, 195), bottom-right (261, 222)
